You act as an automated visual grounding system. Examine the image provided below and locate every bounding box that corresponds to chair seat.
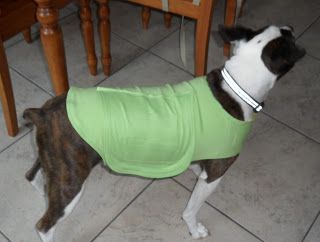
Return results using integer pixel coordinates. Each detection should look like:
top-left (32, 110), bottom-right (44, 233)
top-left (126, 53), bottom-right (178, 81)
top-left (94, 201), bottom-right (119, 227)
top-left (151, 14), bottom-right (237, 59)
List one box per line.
top-left (0, 0), bottom-right (35, 17)
top-left (0, 0), bottom-right (37, 40)
top-left (0, 0), bottom-right (75, 41)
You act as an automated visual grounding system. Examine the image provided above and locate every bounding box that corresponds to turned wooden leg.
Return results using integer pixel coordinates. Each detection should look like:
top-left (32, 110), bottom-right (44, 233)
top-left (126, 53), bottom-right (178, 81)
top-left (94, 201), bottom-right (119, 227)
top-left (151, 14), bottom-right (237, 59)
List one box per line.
top-left (0, 39), bottom-right (18, 136)
top-left (164, 12), bottom-right (172, 28)
top-left (79, 0), bottom-right (98, 76)
top-left (96, 0), bottom-right (111, 76)
top-left (237, 0), bottom-right (246, 18)
top-left (22, 28), bottom-right (32, 43)
top-left (141, 6), bottom-right (151, 29)
top-left (34, 0), bottom-right (69, 95)
top-left (195, 0), bottom-right (214, 76)
top-left (224, 0), bottom-right (237, 57)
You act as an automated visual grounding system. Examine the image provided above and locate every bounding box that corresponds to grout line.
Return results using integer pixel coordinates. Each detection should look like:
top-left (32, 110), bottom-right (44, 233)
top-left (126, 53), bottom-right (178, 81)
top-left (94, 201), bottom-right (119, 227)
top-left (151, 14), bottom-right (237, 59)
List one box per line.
top-left (301, 210), bottom-right (320, 242)
top-left (111, 31), bottom-right (145, 49)
top-left (108, 19), bottom-right (199, 79)
top-left (110, 20), bottom-right (184, 51)
top-left (172, 178), bottom-right (266, 242)
top-left (95, 23), bottom-right (185, 86)
top-left (4, 32), bottom-right (39, 50)
top-left (297, 15), bottom-right (320, 40)
top-left (109, 14), bottom-right (191, 53)
top-left (262, 112), bottom-right (320, 145)
top-left (94, 49), bottom-right (146, 87)
top-left (204, 199), bottom-right (265, 242)
top-left (9, 67), bottom-right (54, 98)
top-left (0, 230), bottom-right (12, 242)
top-left (109, 11), bottom-right (190, 52)
top-left (111, 20), bottom-right (182, 52)
top-left (307, 53), bottom-right (320, 62)
top-left (94, 52), bottom-right (144, 86)
top-left (90, 180), bottom-right (154, 241)
top-left (0, 129), bottom-right (32, 155)
top-left (148, 50), bottom-right (194, 76)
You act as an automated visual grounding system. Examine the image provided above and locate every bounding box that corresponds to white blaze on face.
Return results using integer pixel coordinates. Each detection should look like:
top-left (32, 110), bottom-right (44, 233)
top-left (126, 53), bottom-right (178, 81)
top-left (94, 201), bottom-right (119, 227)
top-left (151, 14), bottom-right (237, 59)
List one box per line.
top-left (233, 26), bottom-right (282, 57)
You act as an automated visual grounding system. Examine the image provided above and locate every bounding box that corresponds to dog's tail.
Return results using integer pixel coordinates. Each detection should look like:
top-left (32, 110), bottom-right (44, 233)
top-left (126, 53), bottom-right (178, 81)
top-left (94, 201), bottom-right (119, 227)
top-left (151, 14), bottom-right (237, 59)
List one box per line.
top-left (23, 108), bottom-right (44, 127)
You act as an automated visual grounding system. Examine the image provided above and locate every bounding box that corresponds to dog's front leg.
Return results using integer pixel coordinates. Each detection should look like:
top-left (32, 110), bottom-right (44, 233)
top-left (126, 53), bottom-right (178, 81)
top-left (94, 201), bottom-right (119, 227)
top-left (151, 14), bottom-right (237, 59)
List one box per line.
top-left (183, 171), bottom-right (222, 239)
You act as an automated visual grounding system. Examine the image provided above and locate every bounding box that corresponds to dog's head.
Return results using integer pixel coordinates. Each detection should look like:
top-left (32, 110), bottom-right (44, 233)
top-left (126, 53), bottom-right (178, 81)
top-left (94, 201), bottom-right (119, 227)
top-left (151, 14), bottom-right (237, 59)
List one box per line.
top-left (219, 25), bottom-right (306, 78)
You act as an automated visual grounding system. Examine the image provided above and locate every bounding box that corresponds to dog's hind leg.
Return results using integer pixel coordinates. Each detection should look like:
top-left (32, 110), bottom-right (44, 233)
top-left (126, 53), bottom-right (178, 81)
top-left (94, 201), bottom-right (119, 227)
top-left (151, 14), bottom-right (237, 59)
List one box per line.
top-left (26, 158), bottom-right (45, 196)
top-left (36, 172), bottom-right (85, 242)
top-left (37, 186), bottom-right (84, 242)
top-left (182, 170), bottom-right (222, 239)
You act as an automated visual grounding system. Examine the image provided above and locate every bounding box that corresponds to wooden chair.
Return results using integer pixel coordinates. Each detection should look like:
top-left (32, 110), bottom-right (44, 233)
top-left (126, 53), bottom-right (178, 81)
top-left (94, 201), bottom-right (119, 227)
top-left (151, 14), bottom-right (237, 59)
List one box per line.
top-left (127, 0), bottom-right (215, 76)
top-left (0, 0), bottom-right (97, 136)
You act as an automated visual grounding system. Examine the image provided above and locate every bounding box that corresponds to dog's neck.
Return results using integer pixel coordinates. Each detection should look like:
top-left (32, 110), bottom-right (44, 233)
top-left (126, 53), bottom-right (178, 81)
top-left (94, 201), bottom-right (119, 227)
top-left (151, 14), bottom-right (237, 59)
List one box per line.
top-left (222, 54), bottom-right (277, 121)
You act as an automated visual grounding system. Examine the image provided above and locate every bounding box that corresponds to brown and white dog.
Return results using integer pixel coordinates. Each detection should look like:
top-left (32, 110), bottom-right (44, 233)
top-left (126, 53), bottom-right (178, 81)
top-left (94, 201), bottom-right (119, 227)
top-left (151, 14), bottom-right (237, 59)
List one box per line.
top-left (23, 25), bottom-right (305, 242)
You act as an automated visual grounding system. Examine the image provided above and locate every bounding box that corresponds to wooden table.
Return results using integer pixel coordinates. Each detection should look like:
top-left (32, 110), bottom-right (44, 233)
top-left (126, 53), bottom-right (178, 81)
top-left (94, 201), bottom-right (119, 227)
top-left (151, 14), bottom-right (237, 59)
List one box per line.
top-left (34, 0), bottom-right (236, 95)
top-left (34, 0), bottom-right (111, 95)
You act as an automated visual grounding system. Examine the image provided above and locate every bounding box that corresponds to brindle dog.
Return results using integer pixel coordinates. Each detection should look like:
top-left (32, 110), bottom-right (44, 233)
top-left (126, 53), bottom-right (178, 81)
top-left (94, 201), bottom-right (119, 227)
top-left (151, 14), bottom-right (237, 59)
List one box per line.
top-left (24, 25), bottom-right (305, 242)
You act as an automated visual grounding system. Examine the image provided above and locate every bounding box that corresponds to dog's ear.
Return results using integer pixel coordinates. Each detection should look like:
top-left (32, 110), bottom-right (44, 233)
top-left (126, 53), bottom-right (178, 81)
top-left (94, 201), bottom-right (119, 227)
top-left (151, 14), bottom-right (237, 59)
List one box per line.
top-left (218, 25), bottom-right (256, 43)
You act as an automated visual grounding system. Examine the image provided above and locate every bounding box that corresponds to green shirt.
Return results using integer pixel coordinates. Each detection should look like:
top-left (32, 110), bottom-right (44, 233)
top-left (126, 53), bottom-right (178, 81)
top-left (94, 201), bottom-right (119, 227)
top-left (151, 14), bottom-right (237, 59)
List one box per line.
top-left (67, 77), bottom-right (252, 178)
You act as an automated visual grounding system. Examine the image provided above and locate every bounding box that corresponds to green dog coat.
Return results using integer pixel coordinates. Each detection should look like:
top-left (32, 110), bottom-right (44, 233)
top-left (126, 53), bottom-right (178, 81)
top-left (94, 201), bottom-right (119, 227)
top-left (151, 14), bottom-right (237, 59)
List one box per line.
top-left (67, 77), bottom-right (252, 178)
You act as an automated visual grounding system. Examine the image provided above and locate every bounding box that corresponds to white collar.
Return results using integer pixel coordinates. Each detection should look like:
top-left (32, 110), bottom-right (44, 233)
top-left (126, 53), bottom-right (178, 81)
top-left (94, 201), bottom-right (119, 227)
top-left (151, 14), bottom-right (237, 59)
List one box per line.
top-left (221, 68), bottom-right (264, 112)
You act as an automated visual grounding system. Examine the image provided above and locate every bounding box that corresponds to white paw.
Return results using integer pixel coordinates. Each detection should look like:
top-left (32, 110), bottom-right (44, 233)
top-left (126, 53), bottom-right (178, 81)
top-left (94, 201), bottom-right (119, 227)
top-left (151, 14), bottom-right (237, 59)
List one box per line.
top-left (191, 222), bottom-right (209, 239)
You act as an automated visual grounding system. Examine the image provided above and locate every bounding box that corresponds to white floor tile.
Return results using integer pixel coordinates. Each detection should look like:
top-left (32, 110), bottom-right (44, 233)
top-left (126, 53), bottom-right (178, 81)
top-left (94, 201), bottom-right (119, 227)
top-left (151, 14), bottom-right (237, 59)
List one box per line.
top-left (95, 180), bottom-right (261, 242)
top-left (237, 0), bottom-right (320, 37)
top-left (265, 55), bottom-right (320, 142)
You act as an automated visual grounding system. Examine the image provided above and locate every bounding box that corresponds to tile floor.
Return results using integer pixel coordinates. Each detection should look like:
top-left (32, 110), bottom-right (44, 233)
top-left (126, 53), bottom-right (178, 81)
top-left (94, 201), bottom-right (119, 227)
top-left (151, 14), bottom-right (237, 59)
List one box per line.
top-left (1, 0), bottom-right (319, 241)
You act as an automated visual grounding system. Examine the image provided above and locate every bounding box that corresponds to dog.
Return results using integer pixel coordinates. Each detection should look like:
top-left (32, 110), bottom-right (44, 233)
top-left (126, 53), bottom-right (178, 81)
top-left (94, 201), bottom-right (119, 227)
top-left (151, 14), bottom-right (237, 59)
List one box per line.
top-left (23, 25), bottom-right (305, 242)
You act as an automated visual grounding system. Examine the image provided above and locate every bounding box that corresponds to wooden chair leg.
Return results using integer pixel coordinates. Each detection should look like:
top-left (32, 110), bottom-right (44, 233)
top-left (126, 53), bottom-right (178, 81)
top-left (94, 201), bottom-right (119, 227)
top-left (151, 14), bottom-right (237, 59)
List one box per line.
top-left (0, 39), bottom-right (18, 137)
top-left (96, 0), bottom-right (111, 76)
top-left (34, 0), bottom-right (69, 95)
top-left (22, 28), bottom-right (32, 44)
top-left (237, 0), bottom-right (246, 18)
top-left (79, 0), bottom-right (98, 76)
top-left (141, 6), bottom-right (151, 29)
top-left (194, 0), bottom-right (214, 76)
top-left (224, 0), bottom-right (237, 57)
top-left (164, 12), bottom-right (172, 28)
